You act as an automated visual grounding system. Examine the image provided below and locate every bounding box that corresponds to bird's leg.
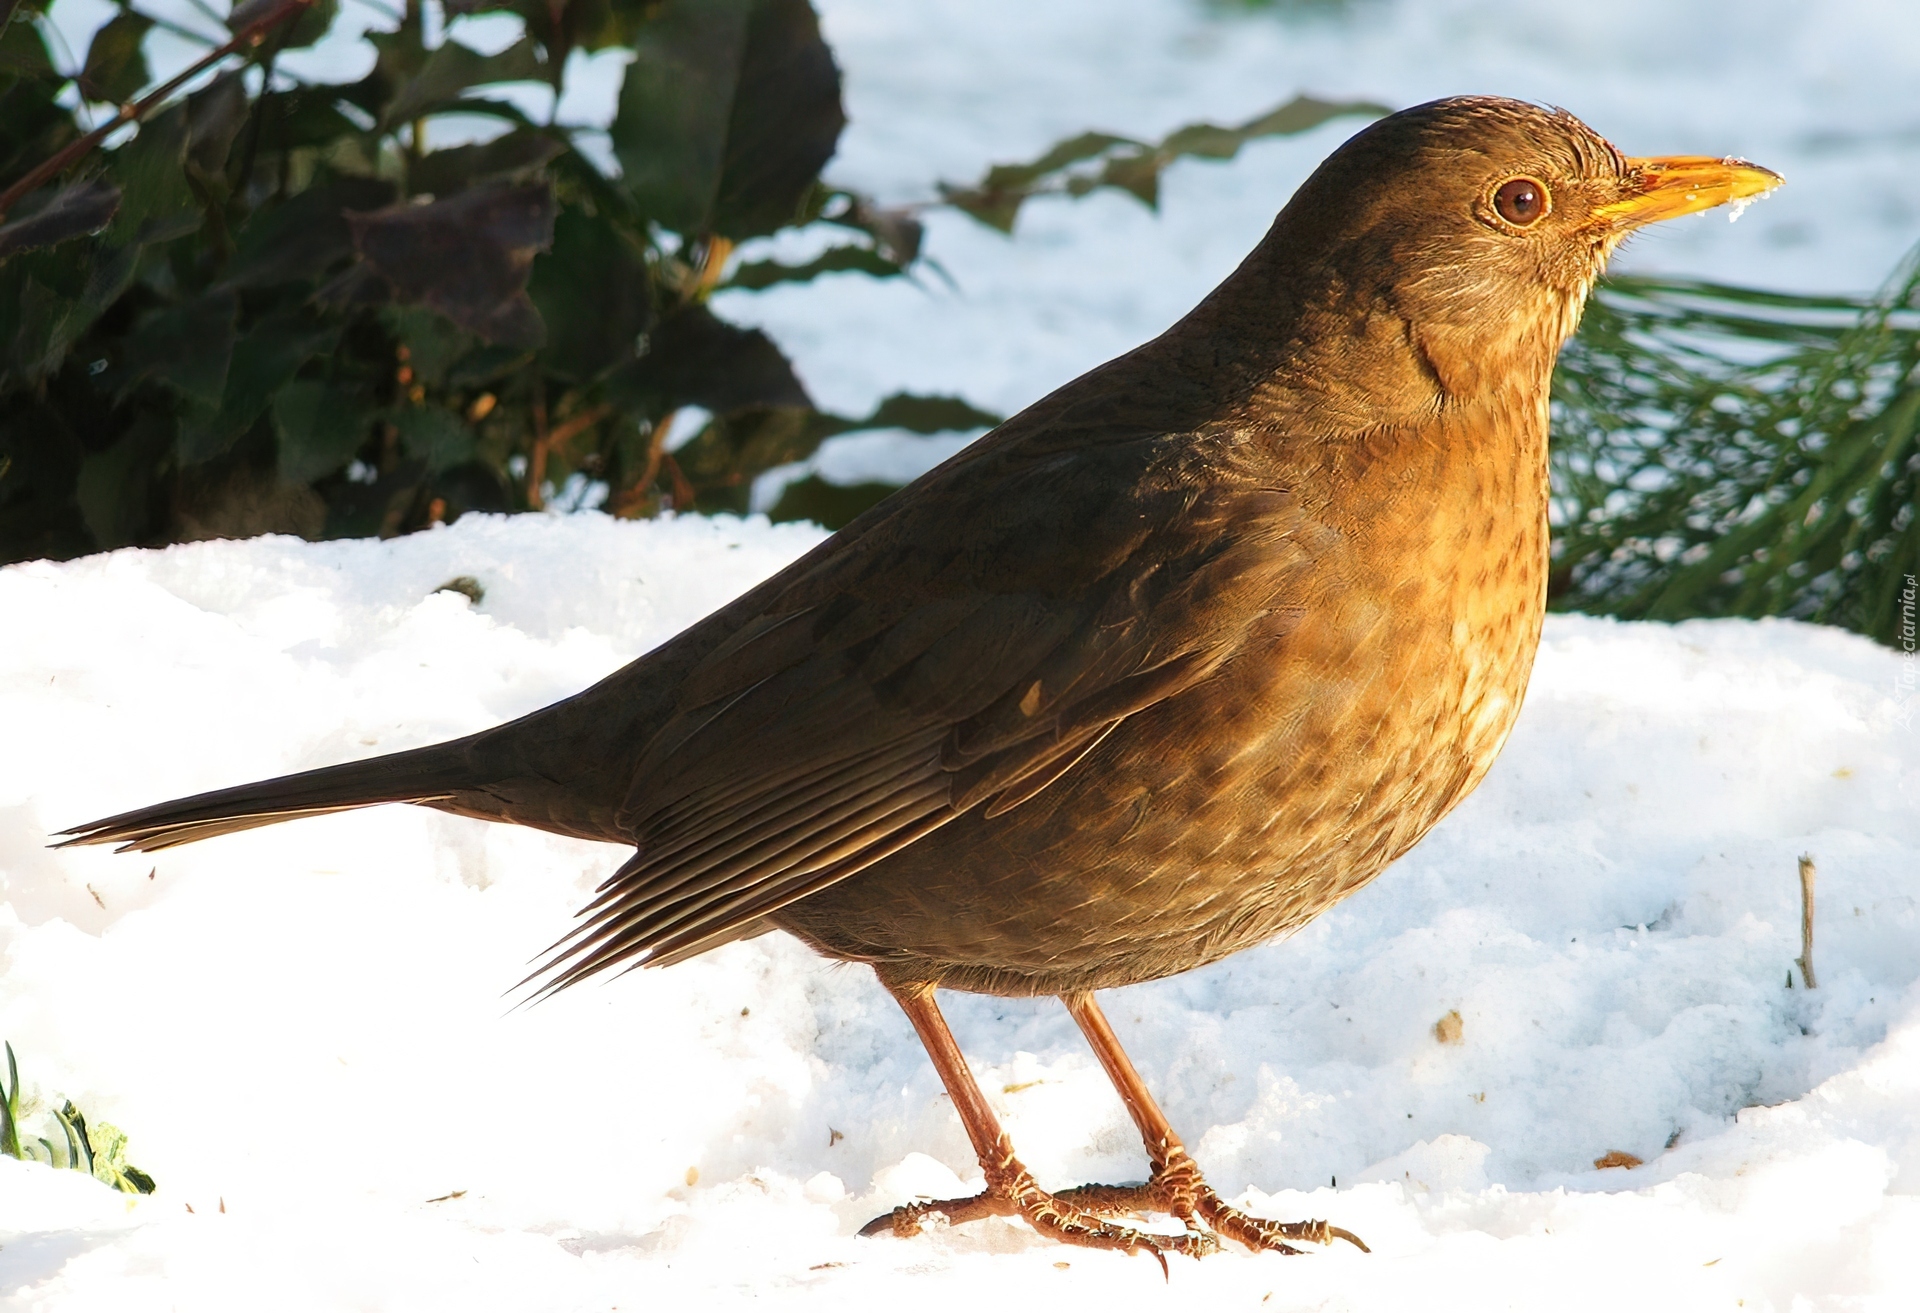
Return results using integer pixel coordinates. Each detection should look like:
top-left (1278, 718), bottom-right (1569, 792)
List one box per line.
top-left (859, 976), bottom-right (1216, 1263)
top-left (1061, 991), bottom-right (1369, 1256)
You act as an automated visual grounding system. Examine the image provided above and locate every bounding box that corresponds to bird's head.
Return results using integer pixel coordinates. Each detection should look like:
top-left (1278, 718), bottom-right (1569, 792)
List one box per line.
top-left (1252, 95), bottom-right (1781, 408)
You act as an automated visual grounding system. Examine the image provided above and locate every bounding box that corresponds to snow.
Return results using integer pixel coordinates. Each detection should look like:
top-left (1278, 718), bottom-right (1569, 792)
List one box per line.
top-left (3, 514), bottom-right (1918, 1310)
top-left (8, 0), bottom-right (1920, 1306)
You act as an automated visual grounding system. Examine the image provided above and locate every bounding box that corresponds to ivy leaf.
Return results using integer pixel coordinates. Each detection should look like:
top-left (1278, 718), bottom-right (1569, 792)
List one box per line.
top-left (611, 0), bottom-right (844, 239)
top-left (77, 11), bottom-right (152, 105)
top-left (0, 178), bottom-right (120, 261)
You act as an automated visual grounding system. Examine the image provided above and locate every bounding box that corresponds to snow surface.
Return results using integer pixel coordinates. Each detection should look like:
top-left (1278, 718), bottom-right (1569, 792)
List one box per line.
top-left (9, 0), bottom-right (1920, 1306)
top-left (3, 515), bottom-right (1918, 1310)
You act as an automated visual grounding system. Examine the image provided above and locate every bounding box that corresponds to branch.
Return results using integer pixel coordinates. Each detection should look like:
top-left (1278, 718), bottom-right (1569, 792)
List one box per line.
top-left (0, 0), bottom-right (316, 223)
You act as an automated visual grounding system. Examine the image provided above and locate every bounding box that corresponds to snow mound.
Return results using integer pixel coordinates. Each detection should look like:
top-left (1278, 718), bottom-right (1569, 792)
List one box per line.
top-left (2, 512), bottom-right (1916, 1310)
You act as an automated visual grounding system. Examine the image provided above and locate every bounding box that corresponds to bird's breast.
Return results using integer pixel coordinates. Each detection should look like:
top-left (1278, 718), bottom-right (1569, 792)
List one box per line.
top-left (777, 397), bottom-right (1553, 995)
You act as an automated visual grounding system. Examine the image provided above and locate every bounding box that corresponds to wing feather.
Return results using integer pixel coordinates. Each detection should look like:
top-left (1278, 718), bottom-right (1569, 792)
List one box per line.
top-left (524, 435), bottom-right (1313, 994)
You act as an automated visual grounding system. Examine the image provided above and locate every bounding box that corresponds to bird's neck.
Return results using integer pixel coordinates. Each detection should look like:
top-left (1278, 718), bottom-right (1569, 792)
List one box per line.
top-left (1158, 234), bottom-right (1577, 439)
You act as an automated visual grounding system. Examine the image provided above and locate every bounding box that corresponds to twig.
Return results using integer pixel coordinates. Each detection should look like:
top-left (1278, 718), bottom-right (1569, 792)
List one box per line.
top-left (0, 0), bottom-right (316, 223)
top-left (525, 399), bottom-right (609, 510)
top-left (525, 387), bottom-right (549, 510)
top-left (230, 17), bottom-right (296, 206)
top-left (616, 406), bottom-right (678, 516)
top-left (1796, 853), bottom-right (1817, 990)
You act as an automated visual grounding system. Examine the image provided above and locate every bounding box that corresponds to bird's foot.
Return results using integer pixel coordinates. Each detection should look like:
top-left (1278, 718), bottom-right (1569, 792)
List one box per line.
top-left (1191, 1183), bottom-right (1368, 1256)
top-left (859, 1138), bottom-right (1216, 1266)
top-left (1058, 1149), bottom-right (1367, 1257)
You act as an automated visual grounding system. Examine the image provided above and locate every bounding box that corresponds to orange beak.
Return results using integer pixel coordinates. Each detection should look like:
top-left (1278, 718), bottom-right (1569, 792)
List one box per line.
top-left (1593, 155), bottom-right (1784, 229)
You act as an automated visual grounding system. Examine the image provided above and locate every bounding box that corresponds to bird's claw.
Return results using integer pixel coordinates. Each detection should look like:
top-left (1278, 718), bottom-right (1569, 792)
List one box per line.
top-left (858, 1151), bottom-right (1215, 1265)
top-left (860, 1145), bottom-right (1363, 1260)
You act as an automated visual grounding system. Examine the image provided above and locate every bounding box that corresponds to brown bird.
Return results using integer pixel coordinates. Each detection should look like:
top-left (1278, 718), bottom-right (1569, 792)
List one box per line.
top-left (60, 97), bottom-right (1777, 1262)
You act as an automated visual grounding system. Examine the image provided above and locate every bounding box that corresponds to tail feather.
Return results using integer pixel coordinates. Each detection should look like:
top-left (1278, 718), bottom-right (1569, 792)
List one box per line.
top-left (55, 743), bottom-right (470, 854)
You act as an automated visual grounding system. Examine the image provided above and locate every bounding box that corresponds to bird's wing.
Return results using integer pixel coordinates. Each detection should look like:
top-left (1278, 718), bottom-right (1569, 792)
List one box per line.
top-left (532, 422), bottom-right (1315, 991)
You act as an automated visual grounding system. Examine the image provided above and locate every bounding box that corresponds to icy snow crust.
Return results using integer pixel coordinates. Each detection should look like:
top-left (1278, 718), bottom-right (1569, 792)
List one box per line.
top-left (3, 513), bottom-right (1918, 1310)
top-left (11, 0), bottom-right (1920, 1304)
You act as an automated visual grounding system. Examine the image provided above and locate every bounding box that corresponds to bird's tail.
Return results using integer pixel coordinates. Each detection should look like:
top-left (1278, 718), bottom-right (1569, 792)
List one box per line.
top-left (54, 741), bottom-right (477, 853)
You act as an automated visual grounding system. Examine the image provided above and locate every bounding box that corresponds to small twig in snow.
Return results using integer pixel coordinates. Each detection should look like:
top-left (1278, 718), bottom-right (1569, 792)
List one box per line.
top-left (1796, 853), bottom-right (1817, 989)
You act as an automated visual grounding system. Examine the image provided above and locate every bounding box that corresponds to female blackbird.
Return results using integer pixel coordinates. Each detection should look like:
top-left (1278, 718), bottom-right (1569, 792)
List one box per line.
top-left (62, 96), bottom-right (1778, 1262)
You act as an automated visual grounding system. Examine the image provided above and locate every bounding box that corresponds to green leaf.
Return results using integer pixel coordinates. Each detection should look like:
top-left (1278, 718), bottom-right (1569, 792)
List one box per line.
top-left (856, 393), bottom-right (1000, 434)
top-left (227, 0), bottom-right (338, 51)
top-left (255, 86), bottom-right (364, 150)
top-left (78, 11), bottom-right (153, 105)
top-left (446, 0), bottom-right (653, 79)
top-left (383, 35), bottom-right (547, 128)
top-left (105, 102), bottom-right (197, 245)
top-left (176, 309), bottom-right (341, 465)
top-left (76, 409), bottom-right (170, 548)
top-left (112, 289), bottom-right (238, 407)
top-left (0, 178), bottom-right (120, 261)
top-left (1, 241), bottom-right (137, 385)
top-left (607, 302), bottom-right (808, 417)
top-left (0, 1042), bottom-right (19, 1161)
top-left (330, 181), bottom-right (554, 348)
top-left (723, 241), bottom-right (901, 291)
top-left (940, 93), bottom-right (1389, 231)
top-left (55, 1101), bottom-right (92, 1174)
top-left (272, 378), bottom-right (374, 482)
top-left (408, 130), bottom-right (565, 199)
top-left (528, 205), bottom-right (652, 382)
top-left (222, 174), bottom-right (397, 289)
top-left (611, 0), bottom-right (844, 239)
top-left (186, 71), bottom-right (249, 177)
top-left (766, 474), bottom-right (894, 529)
top-left (392, 404), bottom-right (474, 473)
top-left (819, 191), bottom-right (922, 265)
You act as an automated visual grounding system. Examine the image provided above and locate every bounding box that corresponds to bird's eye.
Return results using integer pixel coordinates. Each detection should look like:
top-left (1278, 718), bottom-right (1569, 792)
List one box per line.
top-left (1493, 177), bottom-right (1549, 226)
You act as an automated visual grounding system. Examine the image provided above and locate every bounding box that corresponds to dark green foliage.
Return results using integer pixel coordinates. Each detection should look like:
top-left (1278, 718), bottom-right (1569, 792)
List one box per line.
top-left (0, 0), bottom-right (985, 558)
top-left (767, 476), bottom-right (897, 529)
top-left (1551, 258), bottom-right (1920, 645)
top-left (611, 0), bottom-right (844, 240)
top-left (938, 94), bottom-right (1391, 231)
top-left (0, 177), bottom-right (120, 260)
top-left (6, 4), bottom-right (1906, 651)
top-left (78, 11), bottom-right (153, 105)
top-left (1, 1041), bottom-right (156, 1194)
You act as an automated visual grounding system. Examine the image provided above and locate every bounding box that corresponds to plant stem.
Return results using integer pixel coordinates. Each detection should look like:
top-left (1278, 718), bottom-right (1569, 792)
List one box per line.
top-left (1796, 854), bottom-right (1818, 989)
top-left (0, 0), bottom-right (316, 222)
